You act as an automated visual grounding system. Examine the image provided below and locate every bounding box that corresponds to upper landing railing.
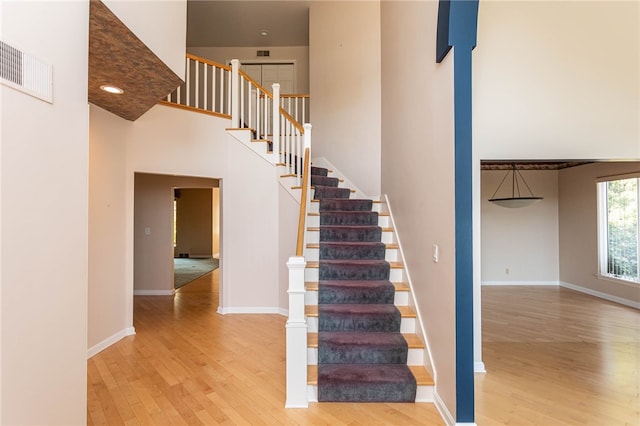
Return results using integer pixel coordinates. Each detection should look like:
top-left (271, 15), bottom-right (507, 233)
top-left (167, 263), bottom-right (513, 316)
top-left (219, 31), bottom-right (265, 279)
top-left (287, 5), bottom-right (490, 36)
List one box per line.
top-left (160, 54), bottom-right (310, 182)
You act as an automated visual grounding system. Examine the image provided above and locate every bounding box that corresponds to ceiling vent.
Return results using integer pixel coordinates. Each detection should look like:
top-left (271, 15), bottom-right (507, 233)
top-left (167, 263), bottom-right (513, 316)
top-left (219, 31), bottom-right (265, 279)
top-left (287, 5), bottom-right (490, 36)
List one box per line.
top-left (1, 40), bottom-right (53, 103)
top-left (257, 50), bottom-right (270, 57)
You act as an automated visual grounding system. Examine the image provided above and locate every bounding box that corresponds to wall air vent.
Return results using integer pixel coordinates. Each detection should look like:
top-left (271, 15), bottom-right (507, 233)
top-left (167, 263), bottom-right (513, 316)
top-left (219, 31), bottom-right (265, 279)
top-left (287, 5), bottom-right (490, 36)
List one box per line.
top-left (257, 50), bottom-right (270, 57)
top-left (1, 40), bottom-right (53, 103)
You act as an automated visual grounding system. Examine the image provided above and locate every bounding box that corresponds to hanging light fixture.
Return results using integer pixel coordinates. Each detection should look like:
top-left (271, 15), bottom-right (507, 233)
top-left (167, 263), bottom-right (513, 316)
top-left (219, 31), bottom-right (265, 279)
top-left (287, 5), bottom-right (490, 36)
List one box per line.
top-left (488, 163), bottom-right (543, 208)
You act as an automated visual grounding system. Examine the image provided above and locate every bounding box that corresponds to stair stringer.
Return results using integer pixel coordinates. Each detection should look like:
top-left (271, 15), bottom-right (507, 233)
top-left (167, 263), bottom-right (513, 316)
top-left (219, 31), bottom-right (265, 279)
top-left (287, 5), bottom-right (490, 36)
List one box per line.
top-left (310, 156), bottom-right (370, 200)
top-left (226, 128), bottom-right (273, 163)
top-left (301, 164), bottom-right (435, 403)
top-left (226, 128), bottom-right (308, 202)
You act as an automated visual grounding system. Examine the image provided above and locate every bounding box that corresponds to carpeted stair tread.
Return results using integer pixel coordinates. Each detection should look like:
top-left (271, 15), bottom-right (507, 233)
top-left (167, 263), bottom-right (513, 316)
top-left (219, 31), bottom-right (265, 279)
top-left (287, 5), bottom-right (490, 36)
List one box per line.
top-left (314, 185), bottom-right (351, 200)
top-left (319, 280), bottom-right (395, 304)
top-left (320, 199), bottom-right (373, 212)
top-left (318, 304), bottom-right (401, 332)
top-left (319, 259), bottom-right (390, 281)
top-left (319, 225), bottom-right (382, 242)
top-left (311, 166), bottom-right (328, 176)
top-left (320, 211), bottom-right (379, 226)
top-left (319, 331), bottom-right (408, 364)
top-left (319, 241), bottom-right (386, 260)
top-left (317, 364), bottom-right (417, 402)
top-left (311, 175), bottom-right (340, 187)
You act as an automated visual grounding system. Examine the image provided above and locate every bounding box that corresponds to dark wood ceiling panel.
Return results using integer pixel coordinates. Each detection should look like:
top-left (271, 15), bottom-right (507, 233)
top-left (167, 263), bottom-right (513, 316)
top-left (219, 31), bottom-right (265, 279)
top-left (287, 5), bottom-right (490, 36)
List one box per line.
top-left (88, 0), bottom-right (183, 121)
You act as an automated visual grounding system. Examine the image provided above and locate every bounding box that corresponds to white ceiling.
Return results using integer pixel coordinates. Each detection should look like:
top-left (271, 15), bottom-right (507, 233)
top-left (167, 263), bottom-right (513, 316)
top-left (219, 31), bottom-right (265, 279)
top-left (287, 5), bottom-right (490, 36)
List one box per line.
top-left (187, 1), bottom-right (311, 47)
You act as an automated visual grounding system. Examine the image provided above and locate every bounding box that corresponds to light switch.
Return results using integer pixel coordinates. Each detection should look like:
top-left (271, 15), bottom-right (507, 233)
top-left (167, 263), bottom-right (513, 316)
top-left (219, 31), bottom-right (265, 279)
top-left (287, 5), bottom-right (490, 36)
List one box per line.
top-left (145, 227), bottom-right (151, 235)
top-left (432, 244), bottom-right (439, 263)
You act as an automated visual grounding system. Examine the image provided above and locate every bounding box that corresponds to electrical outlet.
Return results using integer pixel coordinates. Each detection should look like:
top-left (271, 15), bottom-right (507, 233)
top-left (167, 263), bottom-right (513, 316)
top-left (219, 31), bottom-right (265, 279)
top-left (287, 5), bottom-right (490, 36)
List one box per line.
top-left (505, 268), bottom-right (510, 274)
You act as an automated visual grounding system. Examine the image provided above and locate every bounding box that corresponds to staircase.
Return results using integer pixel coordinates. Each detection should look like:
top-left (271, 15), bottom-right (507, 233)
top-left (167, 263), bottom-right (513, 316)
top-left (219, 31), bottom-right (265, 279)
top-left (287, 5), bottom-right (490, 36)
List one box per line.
top-left (303, 166), bottom-right (434, 402)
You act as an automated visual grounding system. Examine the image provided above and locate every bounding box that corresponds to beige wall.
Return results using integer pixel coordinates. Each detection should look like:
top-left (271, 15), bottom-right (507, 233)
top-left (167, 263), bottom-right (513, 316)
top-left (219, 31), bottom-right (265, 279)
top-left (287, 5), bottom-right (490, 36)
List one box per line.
top-left (474, 0), bottom-right (640, 160)
top-left (103, 0), bottom-right (187, 79)
top-left (1, 1), bottom-right (89, 423)
top-left (309, 1), bottom-right (382, 197)
top-left (188, 46), bottom-right (310, 94)
top-left (481, 170), bottom-right (560, 284)
top-left (381, 0), bottom-right (457, 418)
top-left (89, 105), bottom-right (131, 350)
top-left (175, 188), bottom-right (213, 258)
top-left (559, 162), bottom-right (640, 305)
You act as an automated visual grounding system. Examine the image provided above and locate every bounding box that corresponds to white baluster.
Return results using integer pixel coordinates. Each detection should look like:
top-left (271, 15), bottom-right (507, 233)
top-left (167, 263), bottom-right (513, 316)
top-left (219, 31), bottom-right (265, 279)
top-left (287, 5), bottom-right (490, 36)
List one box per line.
top-left (203, 64), bottom-right (208, 110)
top-left (195, 61), bottom-right (200, 108)
top-left (285, 256), bottom-right (308, 408)
top-left (186, 58), bottom-right (190, 106)
top-left (219, 68), bottom-right (224, 114)
top-left (272, 83), bottom-right (280, 164)
top-left (240, 78), bottom-right (245, 129)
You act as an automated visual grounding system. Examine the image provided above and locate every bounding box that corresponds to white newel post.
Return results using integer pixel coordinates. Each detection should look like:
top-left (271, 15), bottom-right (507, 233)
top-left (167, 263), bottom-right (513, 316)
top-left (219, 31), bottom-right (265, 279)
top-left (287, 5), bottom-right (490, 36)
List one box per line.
top-left (285, 256), bottom-right (308, 408)
top-left (272, 83), bottom-right (281, 163)
top-left (231, 59), bottom-right (239, 128)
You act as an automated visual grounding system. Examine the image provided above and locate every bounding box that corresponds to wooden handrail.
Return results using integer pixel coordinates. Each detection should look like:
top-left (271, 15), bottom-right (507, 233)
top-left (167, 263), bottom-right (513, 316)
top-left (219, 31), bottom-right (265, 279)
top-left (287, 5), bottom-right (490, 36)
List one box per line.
top-left (185, 53), bottom-right (231, 71)
top-left (238, 70), bottom-right (274, 100)
top-left (279, 108), bottom-right (305, 134)
top-left (296, 147), bottom-right (311, 256)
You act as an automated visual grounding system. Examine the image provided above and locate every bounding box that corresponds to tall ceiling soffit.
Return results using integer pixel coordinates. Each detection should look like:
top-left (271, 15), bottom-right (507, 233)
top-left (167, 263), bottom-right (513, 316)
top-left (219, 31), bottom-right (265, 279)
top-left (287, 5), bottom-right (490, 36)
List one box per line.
top-left (88, 0), bottom-right (183, 121)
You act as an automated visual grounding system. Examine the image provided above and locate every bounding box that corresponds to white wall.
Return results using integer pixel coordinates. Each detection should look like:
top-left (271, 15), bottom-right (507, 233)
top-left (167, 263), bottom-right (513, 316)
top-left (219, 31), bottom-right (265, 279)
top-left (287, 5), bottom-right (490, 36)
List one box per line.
top-left (103, 0), bottom-right (187, 80)
top-left (481, 170), bottom-right (559, 284)
top-left (309, 1), bottom-right (382, 197)
top-left (1, 1), bottom-right (89, 423)
top-left (474, 0), bottom-right (640, 160)
top-left (381, 0), bottom-right (457, 419)
top-left (188, 46), bottom-right (310, 94)
top-left (559, 162), bottom-right (640, 305)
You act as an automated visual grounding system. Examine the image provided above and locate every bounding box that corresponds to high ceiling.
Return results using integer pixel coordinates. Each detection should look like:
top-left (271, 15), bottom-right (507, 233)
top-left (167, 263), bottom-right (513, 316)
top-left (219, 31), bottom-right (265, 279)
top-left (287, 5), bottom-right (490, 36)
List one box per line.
top-left (187, 1), bottom-right (311, 47)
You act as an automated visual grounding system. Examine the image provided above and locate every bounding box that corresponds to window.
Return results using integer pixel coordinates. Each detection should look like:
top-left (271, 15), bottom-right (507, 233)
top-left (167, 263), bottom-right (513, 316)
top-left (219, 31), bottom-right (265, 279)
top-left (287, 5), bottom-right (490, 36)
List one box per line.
top-left (597, 175), bottom-right (639, 283)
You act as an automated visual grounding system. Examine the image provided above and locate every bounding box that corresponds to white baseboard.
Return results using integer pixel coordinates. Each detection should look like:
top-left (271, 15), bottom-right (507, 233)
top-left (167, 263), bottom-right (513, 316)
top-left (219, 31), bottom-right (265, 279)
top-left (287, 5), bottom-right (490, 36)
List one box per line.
top-left (560, 281), bottom-right (640, 309)
top-left (434, 390), bottom-right (455, 426)
top-left (134, 289), bottom-right (175, 296)
top-left (481, 280), bottom-right (559, 286)
top-left (474, 361), bottom-right (486, 373)
top-left (87, 326), bottom-right (136, 359)
top-left (217, 306), bottom-right (285, 315)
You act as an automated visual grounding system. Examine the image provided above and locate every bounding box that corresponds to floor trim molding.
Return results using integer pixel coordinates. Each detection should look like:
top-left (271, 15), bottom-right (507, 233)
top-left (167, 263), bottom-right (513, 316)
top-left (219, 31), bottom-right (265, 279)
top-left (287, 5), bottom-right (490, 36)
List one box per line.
top-left (134, 289), bottom-right (175, 296)
top-left (560, 281), bottom-right (640, 309)
top-left (87, 326), bottom-right (136, 359)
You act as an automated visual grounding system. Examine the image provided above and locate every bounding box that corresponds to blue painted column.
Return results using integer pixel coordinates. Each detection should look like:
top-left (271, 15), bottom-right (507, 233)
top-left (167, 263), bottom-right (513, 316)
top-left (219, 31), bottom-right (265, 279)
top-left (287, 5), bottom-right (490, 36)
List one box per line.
top-left (437, 0), bottom-right (478, 423)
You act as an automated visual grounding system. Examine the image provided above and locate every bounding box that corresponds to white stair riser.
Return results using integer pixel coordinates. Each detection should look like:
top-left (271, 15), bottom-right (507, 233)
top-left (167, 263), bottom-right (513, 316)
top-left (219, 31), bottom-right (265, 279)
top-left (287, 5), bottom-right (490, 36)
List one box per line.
top-left (306, 347), bottom-right (424, 366)
top-left (305, 290), bottom-right (409, 307)
top-left (306, 316), bottom-right (415, 334)
top-left (306, 384), bottom-right (433, 403)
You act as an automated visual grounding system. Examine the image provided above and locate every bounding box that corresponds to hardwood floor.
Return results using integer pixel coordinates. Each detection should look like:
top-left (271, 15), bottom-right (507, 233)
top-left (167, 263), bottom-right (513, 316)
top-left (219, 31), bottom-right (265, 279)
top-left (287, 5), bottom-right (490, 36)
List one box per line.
top-left (88, 276), bottom-right (639, 425)
top-left (476, 286), bottom-right (639, 426)
top-left (87, 270), bottom-right (443, 425)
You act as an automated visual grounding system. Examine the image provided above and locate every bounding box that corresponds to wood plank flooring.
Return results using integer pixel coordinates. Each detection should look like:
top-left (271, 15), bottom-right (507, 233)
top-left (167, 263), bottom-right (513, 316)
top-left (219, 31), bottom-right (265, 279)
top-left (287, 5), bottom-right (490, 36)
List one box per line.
top-left (87, 270), bottom-right (443, 425)
top-left (476, 285), bottom-right (639, 426)
top-left (88, 274), bottom-right (639, 425)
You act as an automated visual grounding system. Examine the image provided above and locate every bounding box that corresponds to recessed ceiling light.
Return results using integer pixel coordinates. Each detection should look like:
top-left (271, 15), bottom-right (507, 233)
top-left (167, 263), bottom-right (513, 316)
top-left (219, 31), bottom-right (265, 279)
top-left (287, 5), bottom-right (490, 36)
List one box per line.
top-left (259, 30), bottom-right (269, 37)
top-left (100, 84), bottom-right (124, 94)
